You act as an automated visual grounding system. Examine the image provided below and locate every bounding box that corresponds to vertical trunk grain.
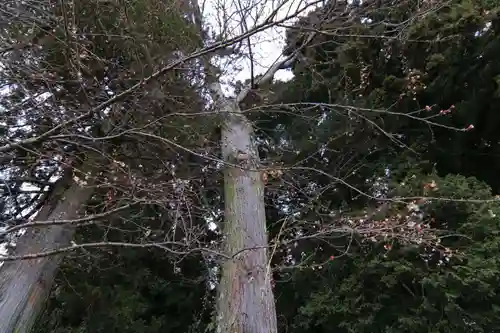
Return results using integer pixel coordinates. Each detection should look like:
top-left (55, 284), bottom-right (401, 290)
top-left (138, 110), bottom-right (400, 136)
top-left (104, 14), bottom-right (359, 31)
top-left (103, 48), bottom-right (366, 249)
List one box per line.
top-left (216, 101), bottom-right (278, 333)
top-left (0, 171), bottom-right (94, 333)
top-left (186, 0), bottom-right (278, 327)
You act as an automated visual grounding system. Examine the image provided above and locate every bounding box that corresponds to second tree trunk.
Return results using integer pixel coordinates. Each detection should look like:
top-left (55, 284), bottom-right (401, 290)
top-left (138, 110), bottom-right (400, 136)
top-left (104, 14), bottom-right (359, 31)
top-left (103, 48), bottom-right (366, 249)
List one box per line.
top-left (0, 171), bottom-right (94, 333)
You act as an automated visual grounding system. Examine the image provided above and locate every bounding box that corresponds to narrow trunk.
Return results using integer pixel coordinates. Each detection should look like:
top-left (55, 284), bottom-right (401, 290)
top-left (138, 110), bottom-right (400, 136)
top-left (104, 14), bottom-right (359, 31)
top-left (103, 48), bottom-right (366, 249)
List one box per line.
top-left (217, 102), bottom-right (277, 333)
top-left (0, 170), bottom-right (94, 333)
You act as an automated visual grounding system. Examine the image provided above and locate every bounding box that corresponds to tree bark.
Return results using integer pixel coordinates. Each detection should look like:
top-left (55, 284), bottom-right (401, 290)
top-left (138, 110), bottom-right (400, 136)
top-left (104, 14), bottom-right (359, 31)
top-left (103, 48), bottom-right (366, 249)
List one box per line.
top-left (0, 168), bottom-right (94, 333)
top-left (216, 100), bottom-right (278, 333)
top-left (185, 0), bottom-right (279, 329)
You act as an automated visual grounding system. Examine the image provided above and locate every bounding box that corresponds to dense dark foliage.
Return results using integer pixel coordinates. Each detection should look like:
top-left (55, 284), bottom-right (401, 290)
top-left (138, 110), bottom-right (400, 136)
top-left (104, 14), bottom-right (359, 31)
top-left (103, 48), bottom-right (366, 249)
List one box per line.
top-left (2, 0), bottom-right (500, 332)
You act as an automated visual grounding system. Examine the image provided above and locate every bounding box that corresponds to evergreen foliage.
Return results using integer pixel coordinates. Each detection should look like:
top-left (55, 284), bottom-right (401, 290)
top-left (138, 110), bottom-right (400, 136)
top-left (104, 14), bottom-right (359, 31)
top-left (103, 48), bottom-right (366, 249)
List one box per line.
top-left (3, 0), bottom-right (500, 332)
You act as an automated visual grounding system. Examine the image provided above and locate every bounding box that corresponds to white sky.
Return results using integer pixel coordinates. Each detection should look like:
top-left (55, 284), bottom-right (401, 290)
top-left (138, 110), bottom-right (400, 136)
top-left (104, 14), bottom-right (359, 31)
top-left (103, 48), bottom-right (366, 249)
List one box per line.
top-left (202, 0), bottom-right (319, 90)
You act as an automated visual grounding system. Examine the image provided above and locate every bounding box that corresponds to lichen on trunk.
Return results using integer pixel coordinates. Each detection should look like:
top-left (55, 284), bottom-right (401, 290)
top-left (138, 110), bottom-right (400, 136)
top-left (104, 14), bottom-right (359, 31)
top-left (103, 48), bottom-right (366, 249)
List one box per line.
top-left (216, 103), bottom-right (277, 333)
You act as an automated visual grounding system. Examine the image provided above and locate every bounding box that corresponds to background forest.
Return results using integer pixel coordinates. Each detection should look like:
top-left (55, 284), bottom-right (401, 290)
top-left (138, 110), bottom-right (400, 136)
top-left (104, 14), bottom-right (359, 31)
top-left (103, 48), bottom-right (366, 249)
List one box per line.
top-left (1, 0), bottom-right (500, 332)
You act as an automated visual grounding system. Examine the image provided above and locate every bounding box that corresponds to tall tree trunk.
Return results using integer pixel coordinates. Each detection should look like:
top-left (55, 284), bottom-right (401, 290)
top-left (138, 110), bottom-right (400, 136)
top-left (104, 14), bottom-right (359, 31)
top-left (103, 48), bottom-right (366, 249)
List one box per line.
top-left (0, 167), bottom-right (94, 333)
top-left (216, 101), bottom-right (278, 333)
top-left (180, 2), bottom-right (281, 330)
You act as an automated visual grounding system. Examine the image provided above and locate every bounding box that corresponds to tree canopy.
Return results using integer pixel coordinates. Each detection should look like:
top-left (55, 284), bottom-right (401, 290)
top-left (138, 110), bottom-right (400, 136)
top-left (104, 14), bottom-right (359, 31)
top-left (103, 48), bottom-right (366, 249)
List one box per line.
top-left (2, 0), bottom-right (500, 332)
